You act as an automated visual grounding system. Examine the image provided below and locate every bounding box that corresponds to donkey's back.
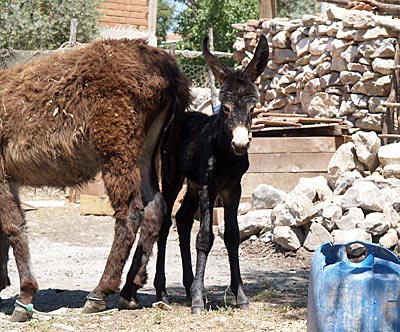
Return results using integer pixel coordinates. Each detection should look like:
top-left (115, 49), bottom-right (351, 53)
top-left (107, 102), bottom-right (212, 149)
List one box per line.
top-left (0, 38), bottom-right (189, 188)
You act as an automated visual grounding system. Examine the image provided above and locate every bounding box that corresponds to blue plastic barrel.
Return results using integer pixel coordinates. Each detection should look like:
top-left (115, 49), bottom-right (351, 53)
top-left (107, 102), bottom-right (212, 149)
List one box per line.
top-left (307, 241), bottom-right (400, 332)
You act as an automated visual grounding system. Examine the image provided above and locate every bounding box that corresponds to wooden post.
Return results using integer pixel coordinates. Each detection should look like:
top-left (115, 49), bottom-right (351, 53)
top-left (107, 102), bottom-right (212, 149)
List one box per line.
top-left (382, 37), bottom-right (400, 144)
top-left (208, 28), bottom-right (218, 108)
top-left (259, 0), bottom-right (276, 19)
top-left (69, 19), bottom-right (78, 47)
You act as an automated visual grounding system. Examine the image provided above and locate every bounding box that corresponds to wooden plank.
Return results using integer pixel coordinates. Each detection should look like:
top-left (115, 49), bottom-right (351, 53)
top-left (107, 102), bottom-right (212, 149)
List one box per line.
top-left (248, 152), bottom-right (333, 173)
top-left (80, 194), bottom-right (114, 216)
top-left (241, 172), bottom-right (329, 196)
top-left (297, 117), bottom-right (344, 124)
top-left (253, 118), bottom-right (302, 127)
top-left (248, 136), bottom-right (340, 153)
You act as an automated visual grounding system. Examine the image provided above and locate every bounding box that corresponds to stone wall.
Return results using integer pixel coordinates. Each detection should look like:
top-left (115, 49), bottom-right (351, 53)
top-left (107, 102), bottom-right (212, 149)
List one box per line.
top-left (223, 131), bottom-right (400, 254)
top-left (232, 6), bottom-right (399, 132)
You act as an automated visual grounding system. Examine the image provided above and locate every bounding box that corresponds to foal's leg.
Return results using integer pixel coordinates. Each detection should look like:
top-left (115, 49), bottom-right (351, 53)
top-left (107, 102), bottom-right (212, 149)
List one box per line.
top-left (153, 176), bottom-right (184, 304)
top-left (0, 181), bottom-right (38, 321)
top-left (82, 162), bottom-right (144, 313)
top-left (190, 184), bottom-right (216, 314)
top-left (118, 189), bottom-right (166, 309)
top-left (175, 182), bottom-right (199, 303)
top-left (221, 183), bottom-right (249, 309)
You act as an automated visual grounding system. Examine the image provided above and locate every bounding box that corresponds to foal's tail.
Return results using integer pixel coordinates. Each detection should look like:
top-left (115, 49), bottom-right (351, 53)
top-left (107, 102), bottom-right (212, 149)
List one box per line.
top-left (161, 87), bottom-right (191, 189)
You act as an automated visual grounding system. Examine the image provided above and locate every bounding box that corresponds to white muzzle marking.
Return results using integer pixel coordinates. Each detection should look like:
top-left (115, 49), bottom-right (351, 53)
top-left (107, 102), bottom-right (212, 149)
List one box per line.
top-left (232, 126), bottom-right (250, 150)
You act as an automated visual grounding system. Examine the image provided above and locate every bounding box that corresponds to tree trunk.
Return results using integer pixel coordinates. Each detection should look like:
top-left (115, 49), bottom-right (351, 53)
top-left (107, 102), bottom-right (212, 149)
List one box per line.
top-left (259, 0), bottom-right (276, 19)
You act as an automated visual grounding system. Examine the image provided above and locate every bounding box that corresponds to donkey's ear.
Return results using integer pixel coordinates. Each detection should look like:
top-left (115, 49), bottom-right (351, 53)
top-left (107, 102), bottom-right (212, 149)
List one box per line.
top-left (243, 34), bottom-right (269, 82)
top-left (202, 36), bottom-right (232, 83)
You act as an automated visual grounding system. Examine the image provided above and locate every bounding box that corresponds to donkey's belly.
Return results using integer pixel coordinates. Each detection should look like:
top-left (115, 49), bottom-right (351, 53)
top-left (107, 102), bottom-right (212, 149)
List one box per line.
top-left (3, 136), bottom-right (102, 188)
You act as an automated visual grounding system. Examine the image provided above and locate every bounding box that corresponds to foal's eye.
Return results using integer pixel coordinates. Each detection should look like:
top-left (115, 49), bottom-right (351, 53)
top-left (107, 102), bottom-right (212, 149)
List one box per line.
top-left (222, 105), bottom-right (231, 114)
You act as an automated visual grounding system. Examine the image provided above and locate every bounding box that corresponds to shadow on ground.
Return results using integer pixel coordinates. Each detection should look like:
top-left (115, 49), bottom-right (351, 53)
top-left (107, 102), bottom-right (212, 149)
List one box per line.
top-left (0, 268), bottom-right (309, 317)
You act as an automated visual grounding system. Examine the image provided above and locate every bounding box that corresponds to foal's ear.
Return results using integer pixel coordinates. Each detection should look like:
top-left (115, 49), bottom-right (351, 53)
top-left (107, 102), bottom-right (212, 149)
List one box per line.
top-left (202, 36), bottom-right (232, 84)
top-left (243, 34), bottom-right (269, 82)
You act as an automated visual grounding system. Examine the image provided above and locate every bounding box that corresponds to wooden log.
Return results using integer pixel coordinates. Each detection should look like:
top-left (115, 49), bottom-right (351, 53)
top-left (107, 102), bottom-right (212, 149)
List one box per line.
top-left (259, 112), bottom-right (306, 118)
top-left (379, 134), bottom-right (400, 139)
top-left (384, 102), bottom-right (400, 107)
top-left (317, 0), bottom-right (400, 15)
top-left (251, 123), bottom-right (265, 130)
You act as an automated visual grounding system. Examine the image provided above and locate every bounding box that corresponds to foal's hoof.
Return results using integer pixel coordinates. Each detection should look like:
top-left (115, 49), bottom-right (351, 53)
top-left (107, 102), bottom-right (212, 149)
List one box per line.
top-left (191, 307), bottom-right (202, 315)
top-left (82, 299), bottom-right (107, 314)
top-left (117, 296), bottom-right (139, 310)
top-left (239, 303), bottom-right (250, 311)
top-left (10, 305), bottom-right (33, 322)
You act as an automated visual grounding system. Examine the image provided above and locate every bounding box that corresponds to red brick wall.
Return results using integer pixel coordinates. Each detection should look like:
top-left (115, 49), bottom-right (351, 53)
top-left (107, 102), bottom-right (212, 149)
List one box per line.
top-left (99, 0), bottom-right (148, 30)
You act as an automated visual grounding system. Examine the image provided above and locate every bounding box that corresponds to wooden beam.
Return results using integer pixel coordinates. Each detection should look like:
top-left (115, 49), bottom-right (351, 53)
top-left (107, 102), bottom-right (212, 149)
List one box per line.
top-left (317, 0), bottom-right (400, 16)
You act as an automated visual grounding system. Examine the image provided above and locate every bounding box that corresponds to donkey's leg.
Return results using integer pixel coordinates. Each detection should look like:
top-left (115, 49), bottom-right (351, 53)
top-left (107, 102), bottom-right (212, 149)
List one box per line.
top-left (153, 177), bottom-right (184, 304)
top-left (82, 163), bottom-right (144, 314)
top-left (221, 183), bottom-right (249, 309)
top-left (190, 185), bottom-right (216, 314)
top-left (175, 182), bottom-right (199, 303)
top-left (0, 181), bottom-right (38, 322)
top-left (0, 226), bottom-right (10, 296)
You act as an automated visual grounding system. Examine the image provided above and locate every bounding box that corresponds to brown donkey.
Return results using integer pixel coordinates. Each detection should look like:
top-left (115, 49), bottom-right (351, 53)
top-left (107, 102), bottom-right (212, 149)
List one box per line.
top-left (0, 38), bottom-right (191, 321)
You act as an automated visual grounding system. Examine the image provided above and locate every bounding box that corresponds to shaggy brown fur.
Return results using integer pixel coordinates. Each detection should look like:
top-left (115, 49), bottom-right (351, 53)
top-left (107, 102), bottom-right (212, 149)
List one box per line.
top-left (0, 38), bottom-right (191, 321)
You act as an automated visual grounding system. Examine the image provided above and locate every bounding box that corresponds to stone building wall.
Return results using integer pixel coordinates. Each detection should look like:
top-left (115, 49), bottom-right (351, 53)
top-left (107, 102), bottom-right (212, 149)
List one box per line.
top-left (232, 6), bottom-right (399, 132)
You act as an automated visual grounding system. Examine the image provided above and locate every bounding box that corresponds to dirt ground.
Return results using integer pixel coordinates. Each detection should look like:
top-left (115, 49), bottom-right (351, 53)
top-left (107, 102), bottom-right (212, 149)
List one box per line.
top-left (0, 197), bottom-right (312, 332)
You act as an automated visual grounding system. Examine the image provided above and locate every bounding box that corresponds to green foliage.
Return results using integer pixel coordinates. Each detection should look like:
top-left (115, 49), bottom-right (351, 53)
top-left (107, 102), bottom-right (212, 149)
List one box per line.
top-left (175, 0), bottom-right (259, 53)
top-left (157, 0), bottom-right (176, 44)
top-left (277, 0), bottom-right (320, 19)
top-left (0, 0), bottom-right (101, 50)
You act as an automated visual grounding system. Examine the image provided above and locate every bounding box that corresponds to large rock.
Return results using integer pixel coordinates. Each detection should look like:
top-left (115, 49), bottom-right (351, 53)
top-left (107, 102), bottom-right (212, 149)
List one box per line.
top-left (364, 212), bottom-right (389, 236)
top-left (382, 165), bottom-right (400, 179)
top-left (327, 142), bottom-right (364, 186)
top-left (351, 75), bottom-right (392, 96)
top-left (379, 228), bottom-right (399, 249)
top-left (271, 191), bottom-right (318, 227)
top-left (218, 209), bottom-right (272, 241)
top-left (334, 170), bottom-right (363, 195)
top-left (336, 207), bottom-right (364, 230)
top-left (293, 176), bottom-right (334, 202)
top-left (319, 201), bottom-right (343, 230)
top-left (372, 58), bottom-right (395, 75)
top-left (352, 131), bottom-right (380, 172)
top-left (273, 226), bottom-right (304, 251)
top-left (378, 142), bottom-right (400, 167)
top-left (342, 10), bottom-right (374, 29)
top-left (332, 228), bottom-right (372, 243)
top-left (355, 113), bottom-right (384, 132)
top-left (341, 180), bottom-right (385, 212)
top-left (303, 222), bottom-right (334, 251)
top-left (251, 184), bottom-right (287, 209)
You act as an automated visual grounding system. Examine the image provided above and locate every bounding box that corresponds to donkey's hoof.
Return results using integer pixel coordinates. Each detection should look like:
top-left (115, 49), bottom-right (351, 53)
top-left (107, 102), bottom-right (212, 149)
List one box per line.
top-left (117, 296), bottom-right (139, 310)
top-left (239, 303), bottom-right (250, 311)
top-left (10, 305), bottom-right (33, 322)
top-left (191, 307), bottom-right (202, 315)
top-left (82, 299), bottom-right (107, 314)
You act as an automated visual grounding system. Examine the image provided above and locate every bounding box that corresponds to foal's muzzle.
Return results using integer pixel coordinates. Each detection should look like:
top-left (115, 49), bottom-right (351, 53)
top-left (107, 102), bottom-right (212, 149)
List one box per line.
top-left (231, 126), bottom-right (251, 155)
